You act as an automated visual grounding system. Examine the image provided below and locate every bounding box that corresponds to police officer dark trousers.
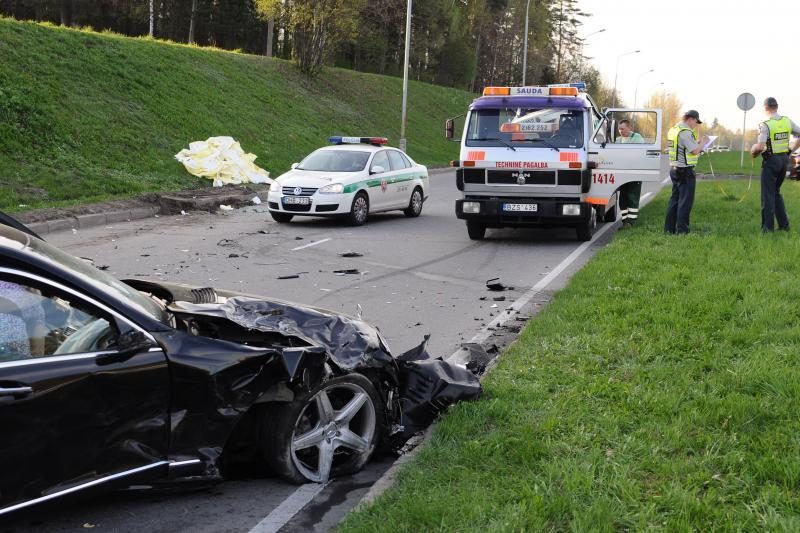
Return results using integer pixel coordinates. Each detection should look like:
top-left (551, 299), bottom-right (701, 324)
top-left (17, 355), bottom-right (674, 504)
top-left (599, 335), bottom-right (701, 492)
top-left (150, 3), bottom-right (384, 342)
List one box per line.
top-left (664, 110), bottom-right (708, 234)
top-left (751, 98), bottom-right (800, 232)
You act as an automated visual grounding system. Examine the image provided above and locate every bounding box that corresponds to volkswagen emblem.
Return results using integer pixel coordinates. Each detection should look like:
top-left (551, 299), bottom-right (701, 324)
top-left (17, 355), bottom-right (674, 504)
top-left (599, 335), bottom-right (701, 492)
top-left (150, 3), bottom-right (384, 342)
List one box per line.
top-left (293, 186), bottom-right (303, 196)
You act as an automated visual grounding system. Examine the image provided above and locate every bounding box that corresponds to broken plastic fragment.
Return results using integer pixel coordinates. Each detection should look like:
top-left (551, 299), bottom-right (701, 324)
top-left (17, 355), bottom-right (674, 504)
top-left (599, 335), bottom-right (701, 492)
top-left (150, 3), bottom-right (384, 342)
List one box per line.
top-left (251, 196), bottom-right (262, 205)
top-left (339, 251), bottom-right (363, 258)
top-left (333, 269), bottom-right (360, 275)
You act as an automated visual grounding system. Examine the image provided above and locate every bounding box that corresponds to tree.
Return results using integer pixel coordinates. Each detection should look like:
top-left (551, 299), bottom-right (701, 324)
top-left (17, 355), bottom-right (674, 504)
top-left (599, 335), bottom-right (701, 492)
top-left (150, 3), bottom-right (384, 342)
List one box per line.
top-left (645, 91), bottom-right (683, 149)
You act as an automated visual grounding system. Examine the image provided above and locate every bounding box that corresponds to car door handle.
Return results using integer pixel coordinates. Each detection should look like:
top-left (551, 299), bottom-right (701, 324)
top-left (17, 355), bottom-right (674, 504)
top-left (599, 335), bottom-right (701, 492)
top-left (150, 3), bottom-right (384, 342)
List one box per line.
top-left (0, 386), bottom-right (33, 397)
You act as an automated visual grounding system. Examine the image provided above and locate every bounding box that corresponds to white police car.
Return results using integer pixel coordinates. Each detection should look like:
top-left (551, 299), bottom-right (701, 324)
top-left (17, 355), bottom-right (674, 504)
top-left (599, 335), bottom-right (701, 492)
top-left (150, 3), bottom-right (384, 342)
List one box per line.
top-left (267, 137), bottom-right (429, 225)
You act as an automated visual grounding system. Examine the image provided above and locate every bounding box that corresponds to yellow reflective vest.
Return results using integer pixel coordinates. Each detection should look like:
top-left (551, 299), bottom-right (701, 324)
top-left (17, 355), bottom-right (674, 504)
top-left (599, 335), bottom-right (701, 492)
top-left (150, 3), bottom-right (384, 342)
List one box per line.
top-left (763, 116), bottom-right (791, 155)
top-left (667, 124), bottom-right (698, 166)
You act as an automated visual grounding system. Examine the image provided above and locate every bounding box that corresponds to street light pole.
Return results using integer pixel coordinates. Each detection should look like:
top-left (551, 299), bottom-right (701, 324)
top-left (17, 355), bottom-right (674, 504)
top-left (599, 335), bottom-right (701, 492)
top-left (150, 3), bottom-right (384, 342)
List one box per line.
top-left (613, 49), bottom-right (640, 107)
top-left (399, 0), bottom-right (412, 153)
top-left (522, 0), bottom-right (532, 85)
top-left (633, 69), bottom-right (654, 108)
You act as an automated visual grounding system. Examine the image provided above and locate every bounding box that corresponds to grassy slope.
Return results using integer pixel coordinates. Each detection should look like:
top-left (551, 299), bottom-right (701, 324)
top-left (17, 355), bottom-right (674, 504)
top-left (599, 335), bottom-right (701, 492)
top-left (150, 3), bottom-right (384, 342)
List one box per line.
top-left (695, 151), bottom-right (761, 176)
top-left (0, 18), bottom-right (473, 211)
top-left (341, 180), bottom-right (800, 531)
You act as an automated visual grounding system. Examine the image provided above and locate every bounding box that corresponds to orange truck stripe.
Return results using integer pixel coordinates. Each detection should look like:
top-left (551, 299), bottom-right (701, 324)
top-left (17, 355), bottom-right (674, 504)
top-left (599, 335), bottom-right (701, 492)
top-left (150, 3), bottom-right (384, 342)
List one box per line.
top-left (586, 197), bottom-right (609, 205)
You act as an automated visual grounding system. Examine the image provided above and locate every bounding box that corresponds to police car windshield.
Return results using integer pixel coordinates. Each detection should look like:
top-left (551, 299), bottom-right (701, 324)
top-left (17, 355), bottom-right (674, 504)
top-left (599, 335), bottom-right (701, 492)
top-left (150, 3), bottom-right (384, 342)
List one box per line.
top-left (466, 108), bottom-right (584, 149)
top-left (298, 149), bottom-right (371, 172)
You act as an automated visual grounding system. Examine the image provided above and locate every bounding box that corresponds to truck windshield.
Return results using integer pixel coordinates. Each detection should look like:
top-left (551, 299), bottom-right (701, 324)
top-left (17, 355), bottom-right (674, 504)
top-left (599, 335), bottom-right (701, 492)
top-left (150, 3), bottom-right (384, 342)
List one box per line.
top-left (466, 108), bottom-right (584, 149)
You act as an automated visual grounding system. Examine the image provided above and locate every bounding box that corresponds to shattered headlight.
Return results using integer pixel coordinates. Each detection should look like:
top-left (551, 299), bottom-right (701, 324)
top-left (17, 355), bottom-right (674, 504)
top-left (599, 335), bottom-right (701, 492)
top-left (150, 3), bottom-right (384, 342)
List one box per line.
top-left (319, 183), bottom-right (344, 194)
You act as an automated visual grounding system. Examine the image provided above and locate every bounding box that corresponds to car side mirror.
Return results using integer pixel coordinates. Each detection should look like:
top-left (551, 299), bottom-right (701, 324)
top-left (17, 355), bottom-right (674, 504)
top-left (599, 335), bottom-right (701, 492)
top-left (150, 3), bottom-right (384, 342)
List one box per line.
top-left (445, 118), bottom-right (455, 140)
top-left (370, 165), bottom-right (385, 174)
top-left (291, 163), bottom-right (299, 170)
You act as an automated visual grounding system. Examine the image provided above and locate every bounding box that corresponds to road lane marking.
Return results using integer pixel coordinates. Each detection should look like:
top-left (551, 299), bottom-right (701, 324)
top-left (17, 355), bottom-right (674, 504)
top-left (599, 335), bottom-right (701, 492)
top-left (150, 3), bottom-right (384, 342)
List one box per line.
top-left (447, 187), bottom-right (661, 364)
top-left (291, 238), bottom-right (331, 251)
top-left (248, 483), bottom-right (328, 533)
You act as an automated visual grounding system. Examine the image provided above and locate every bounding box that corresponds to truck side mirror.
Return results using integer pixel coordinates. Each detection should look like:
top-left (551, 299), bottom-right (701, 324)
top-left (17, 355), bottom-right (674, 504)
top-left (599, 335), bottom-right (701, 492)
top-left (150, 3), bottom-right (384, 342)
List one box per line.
top-left (445, 118), bottom-right (455, 140)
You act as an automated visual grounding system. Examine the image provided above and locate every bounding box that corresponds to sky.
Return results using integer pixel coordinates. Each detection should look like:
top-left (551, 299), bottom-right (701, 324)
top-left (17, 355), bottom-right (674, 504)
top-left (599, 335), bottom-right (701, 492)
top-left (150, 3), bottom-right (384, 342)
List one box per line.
top-left (578, 0), bottom-right (796, 132)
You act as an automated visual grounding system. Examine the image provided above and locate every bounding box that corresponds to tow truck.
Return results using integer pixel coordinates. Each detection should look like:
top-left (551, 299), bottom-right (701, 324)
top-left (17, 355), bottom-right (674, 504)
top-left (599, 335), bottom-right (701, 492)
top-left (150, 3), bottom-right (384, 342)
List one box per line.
top-left (446, 83), bottom-right (663, 240)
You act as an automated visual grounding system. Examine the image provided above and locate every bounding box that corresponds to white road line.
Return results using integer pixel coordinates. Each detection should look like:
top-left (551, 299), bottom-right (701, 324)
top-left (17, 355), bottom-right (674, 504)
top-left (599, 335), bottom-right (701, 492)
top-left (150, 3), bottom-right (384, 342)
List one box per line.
top-left (291, 238), bottom-right (332, 251)
top-left (446, 221), bottom-right (615, 364)
top-left (248, 483), bottom-right (328, 533)
top-left (641, 192), bottom-right (653, 201)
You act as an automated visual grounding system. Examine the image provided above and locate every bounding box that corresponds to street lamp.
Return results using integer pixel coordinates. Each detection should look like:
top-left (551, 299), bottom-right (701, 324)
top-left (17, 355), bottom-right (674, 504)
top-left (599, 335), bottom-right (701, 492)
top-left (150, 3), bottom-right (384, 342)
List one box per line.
top-left (399, 0), bottom-right (412, 153)
top-left (584, 28), bottom-right (606, 40)
top-left (612, 49), bottom-right (640, 107)
top-left (633, 69), bottom-right (654, 108)
top-left (522, 0), bottom-right (532, 85)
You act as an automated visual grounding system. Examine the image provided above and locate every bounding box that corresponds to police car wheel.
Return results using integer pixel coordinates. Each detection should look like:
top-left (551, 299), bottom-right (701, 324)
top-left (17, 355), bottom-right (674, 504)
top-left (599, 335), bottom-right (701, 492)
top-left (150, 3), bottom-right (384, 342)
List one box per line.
top-left (270, 211), bottom-right (294, 223)
top-left (403, 187), bottom-right (423, 218)
top-left (348, 192), bottom-right (369, 226)
top-left (467, 222), bottom-right (486, 240)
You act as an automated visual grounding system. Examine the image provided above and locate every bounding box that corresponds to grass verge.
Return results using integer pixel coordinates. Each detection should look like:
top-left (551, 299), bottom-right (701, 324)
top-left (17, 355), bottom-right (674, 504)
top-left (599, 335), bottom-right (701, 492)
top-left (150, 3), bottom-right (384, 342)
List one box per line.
top-left (695, 151), bottom-right (761, 176)
top-left (340, 180), bottom-right (800, 531)
top-left (0, 18), bottom-right (472, 212)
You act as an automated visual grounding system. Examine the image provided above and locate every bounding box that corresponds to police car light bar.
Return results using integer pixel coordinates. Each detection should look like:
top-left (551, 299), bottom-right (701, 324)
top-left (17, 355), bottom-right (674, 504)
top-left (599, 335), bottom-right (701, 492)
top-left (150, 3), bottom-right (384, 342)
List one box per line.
top-left (482, 86), bottom-right (579, 97)
top-left (329, 136), bottom-right (388, 146)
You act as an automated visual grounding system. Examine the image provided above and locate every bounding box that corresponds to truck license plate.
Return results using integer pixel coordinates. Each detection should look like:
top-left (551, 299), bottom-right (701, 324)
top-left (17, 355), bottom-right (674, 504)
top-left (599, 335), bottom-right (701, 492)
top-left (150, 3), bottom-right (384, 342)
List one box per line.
top-left (283, 196), bottom-right (311, 205)
top-left (503, 203), bottom-right (537, 212)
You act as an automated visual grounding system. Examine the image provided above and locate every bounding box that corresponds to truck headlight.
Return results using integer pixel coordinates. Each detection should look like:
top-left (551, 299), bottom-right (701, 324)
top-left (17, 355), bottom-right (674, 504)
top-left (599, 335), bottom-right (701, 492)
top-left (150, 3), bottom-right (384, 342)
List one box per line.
top-left (269, 181), bottom-right (280, 192)
top-left (462, 201), bottom-right (481, 214)
top-left (319, 183), bottom-right (344, 194)
top-left (562, 204), bottom-right (581, 216)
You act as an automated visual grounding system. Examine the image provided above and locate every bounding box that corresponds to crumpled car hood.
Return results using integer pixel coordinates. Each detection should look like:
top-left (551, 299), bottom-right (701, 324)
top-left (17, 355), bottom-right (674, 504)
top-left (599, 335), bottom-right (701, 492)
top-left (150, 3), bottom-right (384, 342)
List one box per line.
top-left (124, 279), bottom-right (481, 444)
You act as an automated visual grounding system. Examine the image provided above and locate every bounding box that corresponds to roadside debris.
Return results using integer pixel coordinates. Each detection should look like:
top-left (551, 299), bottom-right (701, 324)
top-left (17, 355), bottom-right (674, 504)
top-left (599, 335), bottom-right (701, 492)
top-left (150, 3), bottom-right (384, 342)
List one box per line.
top-left (339, 251), bottom-right (363, 258)
top-left (333, 269), bottom-right (360, 275)
top-left (251, 196), bottom-right (262, 205)
top-left (219, 204), bottom-right (234, 212)
top-left (486, 277), bottom-right (514, 291)
top-left (174, 136), bottom-right (272, 187)
top-left (217, 238), bottom-right (237, 247)
top-left (458, 343), bottom-right (498, 375)
top-left (492, 296), bottom-right (506, 302)
top-left (277, 274), bottom-right (300, 280)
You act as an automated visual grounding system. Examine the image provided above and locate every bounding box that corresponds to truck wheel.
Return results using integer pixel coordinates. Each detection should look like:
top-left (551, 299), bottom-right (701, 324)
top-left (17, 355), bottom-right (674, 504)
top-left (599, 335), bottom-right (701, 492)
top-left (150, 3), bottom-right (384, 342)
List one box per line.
top-left (602, 202), bottom-right (617, 223)
top-left (467, 222), bottom-right (486, 240)
top-left (576, 207), bottom-right (596, 241)
top-left (271, 212), bottom-right (294, 223)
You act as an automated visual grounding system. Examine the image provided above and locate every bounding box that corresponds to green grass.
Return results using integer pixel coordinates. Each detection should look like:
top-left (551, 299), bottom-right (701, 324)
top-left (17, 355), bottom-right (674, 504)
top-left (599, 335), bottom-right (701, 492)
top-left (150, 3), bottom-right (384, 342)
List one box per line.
top-left (695, 151), bottom-right (761, 176)
top-left (340, 180), bottom-right (800, 531)
top-left (0, 18), bottom-right (473, 212)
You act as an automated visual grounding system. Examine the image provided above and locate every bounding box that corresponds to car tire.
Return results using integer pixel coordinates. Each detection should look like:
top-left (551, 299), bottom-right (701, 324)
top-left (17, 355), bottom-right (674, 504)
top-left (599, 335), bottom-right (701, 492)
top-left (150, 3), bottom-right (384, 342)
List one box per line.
top-left (467, 222), bottom-right (486, 240)
top-left (576, 206), bottom-right (597, 241)
top-left (270, 211), bottom-right (294, 223)
top-left (347, 192), bottom-right (369, 226)
top-left (260, 374), bottom-right (383, 484)
top-left (403, 187), bottom-right (423, 217)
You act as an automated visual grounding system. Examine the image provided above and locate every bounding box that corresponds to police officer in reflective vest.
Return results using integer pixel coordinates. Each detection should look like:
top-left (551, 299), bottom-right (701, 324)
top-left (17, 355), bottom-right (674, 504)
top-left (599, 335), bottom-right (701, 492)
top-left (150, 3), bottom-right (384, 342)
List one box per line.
top-left (664, 110), bottom-right (709, 234)
top-left (750, 97), bottom-right (800, 232)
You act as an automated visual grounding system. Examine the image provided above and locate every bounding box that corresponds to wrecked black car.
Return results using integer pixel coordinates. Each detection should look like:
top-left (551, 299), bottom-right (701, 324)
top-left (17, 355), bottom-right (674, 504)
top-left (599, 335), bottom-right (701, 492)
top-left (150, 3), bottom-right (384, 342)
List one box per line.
top-left (0, 221), bottom-right (480, 516)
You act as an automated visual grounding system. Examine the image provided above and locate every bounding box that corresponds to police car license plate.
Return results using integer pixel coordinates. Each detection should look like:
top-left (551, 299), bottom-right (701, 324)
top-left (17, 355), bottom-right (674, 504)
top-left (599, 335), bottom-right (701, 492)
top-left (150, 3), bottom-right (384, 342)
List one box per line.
top-left (503, 203), bottom-right (537, 212)
top-left (283, 196), bottom-right (310, 205)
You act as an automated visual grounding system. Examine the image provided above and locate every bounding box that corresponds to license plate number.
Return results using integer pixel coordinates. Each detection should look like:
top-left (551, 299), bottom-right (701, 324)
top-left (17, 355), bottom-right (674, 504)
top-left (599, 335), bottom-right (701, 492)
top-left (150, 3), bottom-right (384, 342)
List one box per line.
top-left (283, 196), bottom-right (310, 205)
top-left (503, 203), bottom-right (537, 212)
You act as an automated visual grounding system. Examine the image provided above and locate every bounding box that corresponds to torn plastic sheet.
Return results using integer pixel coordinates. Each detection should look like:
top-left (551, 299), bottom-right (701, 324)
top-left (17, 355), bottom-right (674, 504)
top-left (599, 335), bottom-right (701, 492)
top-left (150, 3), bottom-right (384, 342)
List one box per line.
top-left (174, 136), bottom-right (272, 187)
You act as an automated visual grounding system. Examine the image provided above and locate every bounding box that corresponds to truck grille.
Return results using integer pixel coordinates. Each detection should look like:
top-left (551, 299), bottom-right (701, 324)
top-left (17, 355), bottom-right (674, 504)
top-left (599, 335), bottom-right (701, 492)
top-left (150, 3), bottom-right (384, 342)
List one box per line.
top-left (487, 170), bottom-right (555, 185)
top-left (282, 187), bottom-right (317, 196)
top-left (558, 170), bottom-right (581, 185)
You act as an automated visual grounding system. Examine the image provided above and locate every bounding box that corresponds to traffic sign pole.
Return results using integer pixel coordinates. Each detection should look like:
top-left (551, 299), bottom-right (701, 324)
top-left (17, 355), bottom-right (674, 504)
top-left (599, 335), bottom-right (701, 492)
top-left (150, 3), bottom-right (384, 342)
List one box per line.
top-left (737, 92), bottom-right (756, 167)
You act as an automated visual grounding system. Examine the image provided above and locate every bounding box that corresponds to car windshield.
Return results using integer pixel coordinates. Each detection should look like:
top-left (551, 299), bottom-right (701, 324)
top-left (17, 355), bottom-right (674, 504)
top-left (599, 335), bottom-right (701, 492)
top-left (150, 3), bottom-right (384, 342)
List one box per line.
top-left (466, 108), bottom-right (584, 148)
top-left (0, 228), bottom-right (165, 323)
top-left (297, 149), bottom-right (371, 172)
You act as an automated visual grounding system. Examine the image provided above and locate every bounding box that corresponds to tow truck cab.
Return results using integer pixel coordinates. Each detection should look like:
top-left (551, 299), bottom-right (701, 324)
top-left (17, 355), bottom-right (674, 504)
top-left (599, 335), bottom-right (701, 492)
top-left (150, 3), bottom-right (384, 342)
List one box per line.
top-left (448, 83), bottom-right (663, 241)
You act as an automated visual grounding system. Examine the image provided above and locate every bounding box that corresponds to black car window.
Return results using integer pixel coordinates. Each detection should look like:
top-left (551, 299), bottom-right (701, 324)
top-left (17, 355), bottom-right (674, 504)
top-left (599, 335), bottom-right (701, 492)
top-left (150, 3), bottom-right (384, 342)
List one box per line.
top-left (387, 150), bottom-right (409, 171)
top-left (0, 275), bottom-right (118, 362)
top-left (371, 150), bottom-right (390, 173)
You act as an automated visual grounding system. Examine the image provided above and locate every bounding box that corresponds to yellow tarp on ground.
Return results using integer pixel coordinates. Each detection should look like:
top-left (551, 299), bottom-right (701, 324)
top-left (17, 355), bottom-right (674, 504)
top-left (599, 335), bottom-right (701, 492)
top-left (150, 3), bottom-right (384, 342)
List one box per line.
top-left (175, 136), bottom-right (272, 187)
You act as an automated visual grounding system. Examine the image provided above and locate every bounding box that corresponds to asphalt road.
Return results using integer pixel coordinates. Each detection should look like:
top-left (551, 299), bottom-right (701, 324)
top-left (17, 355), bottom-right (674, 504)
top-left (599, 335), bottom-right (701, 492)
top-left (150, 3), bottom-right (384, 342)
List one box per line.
top-left (1, 170), bottom-right (665, 533)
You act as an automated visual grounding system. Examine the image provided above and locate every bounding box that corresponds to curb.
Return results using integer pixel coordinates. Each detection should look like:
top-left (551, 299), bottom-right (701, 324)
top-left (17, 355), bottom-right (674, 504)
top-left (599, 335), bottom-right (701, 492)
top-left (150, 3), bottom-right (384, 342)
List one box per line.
top-left (26, 206), bottom-right (161, 236)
